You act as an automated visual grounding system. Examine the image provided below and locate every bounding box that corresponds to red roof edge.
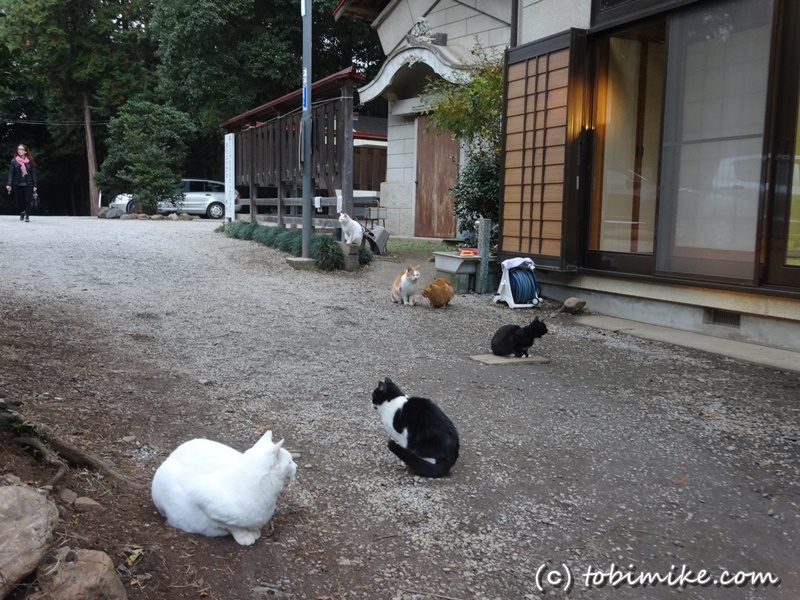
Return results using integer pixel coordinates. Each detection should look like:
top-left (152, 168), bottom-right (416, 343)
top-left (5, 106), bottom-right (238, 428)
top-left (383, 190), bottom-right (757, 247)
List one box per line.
top-left (220, 66), bottom-right (365, 131)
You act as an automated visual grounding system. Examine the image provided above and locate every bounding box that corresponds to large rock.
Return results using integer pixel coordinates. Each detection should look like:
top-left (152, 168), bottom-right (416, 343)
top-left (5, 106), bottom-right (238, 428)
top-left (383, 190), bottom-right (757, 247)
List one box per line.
top-left (104, 207), bottom-right (125, 219)
top-left (559, 296), bottom-right (587, 315)
top-left (0, 486), bottom-right (59, 600)
top-left (31, 548), bottom-right (128, 600)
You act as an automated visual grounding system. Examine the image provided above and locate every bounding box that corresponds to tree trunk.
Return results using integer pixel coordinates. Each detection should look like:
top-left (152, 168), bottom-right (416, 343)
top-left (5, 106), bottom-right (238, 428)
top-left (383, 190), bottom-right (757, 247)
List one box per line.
top-left (83, 91), bottom-right (99, 216)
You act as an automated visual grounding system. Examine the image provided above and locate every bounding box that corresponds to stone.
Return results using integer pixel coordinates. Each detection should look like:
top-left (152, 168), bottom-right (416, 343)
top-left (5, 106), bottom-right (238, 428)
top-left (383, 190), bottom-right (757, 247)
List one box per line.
top-left (31, 548), bottom-right (128, 600)
top-left (58, 488), bottom-right (78, 505)
top-left (560, 297), bottom-right (587, 315)
top-left (285, 257), bottom-right (317, 271)
top-left (73, 497), bottom-right (104, 513)
top-left (337, 241), bottom-right (361, 272)
top-left (0, 486), bottom-right (59, 600)
top-left (104, 208), bottom-right (124, 219)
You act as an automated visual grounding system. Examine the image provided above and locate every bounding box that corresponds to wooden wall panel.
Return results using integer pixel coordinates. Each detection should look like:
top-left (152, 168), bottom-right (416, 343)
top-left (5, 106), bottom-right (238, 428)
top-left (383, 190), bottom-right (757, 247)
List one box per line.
top-left (501, 42), bottom-right (572, 262)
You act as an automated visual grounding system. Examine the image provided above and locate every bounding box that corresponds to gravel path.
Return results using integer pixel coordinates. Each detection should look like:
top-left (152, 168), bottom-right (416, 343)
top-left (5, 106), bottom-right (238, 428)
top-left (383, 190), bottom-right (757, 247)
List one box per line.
top-left (1, 216), bottom-right (798, 600)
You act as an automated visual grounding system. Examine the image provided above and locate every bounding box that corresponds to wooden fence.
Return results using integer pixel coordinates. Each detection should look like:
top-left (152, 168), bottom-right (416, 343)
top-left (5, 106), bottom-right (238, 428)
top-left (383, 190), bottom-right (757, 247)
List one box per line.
top-left (233, 88), bottom-right (386, 228)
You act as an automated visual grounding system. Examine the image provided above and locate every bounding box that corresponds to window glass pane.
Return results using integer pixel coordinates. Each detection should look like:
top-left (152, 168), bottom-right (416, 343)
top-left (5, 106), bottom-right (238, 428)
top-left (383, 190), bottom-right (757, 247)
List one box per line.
top-left (656, 0), bottom-right (774, 280)
top-left (789, 154), bottom-right (800, 266)
top-left (188, 181), bottom-right (204, 192)
top-left (590, 21), bottom-right (665, 254)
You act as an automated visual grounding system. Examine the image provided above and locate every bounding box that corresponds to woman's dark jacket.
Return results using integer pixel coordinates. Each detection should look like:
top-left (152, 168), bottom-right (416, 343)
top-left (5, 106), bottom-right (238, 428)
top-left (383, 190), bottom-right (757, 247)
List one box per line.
top-left (7, 159), bottom-right (37, 187)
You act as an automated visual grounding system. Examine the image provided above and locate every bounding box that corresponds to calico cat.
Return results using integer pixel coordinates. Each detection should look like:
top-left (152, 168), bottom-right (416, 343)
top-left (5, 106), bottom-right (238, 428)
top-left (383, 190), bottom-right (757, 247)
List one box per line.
top-left (338, 212), bottom-right (363, 246)
top-left (390, 266), bottom-right (421, 306)
top-left (371, 377), bottom-right (459, 478)
top-left (490, 316), bottom-right (548, 358)
top-left (151, 430), bottom-right (296, 546)
top-left (422, 278), bottom-right (455, 308)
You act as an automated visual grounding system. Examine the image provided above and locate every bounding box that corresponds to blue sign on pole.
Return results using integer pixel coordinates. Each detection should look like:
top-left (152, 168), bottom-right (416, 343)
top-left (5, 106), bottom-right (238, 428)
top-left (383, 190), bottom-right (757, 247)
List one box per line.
top-left (302, 67), bottom-right (308, 111)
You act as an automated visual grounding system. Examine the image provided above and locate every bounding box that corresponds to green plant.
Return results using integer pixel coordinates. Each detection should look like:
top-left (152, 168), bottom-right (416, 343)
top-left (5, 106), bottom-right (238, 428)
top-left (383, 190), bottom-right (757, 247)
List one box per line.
top-left (240, 221), bottom-right (262, 241)
top-left (310, 235), bottom-right (345, 271)
top-left (450, 147), bottom-right (501, 243)
top-left (225, 220), bottom-right (251, 238)
top-left (274, 228), bottom-right (303, 255)
top-left (358, 246), bottom-right (373, 265)
top-left (95, 100), bottom-right (196, 212)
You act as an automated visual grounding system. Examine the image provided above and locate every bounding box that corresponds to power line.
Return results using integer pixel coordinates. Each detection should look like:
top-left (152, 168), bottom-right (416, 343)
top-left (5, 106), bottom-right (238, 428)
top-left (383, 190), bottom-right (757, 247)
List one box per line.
top-left (2, 119), bottom-right (110, 126)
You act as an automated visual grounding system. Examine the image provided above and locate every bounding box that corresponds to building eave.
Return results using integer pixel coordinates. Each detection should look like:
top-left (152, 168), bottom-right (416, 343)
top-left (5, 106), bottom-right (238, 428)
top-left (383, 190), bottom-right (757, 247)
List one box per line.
top-left (357, 44), bottom-right (475, 103)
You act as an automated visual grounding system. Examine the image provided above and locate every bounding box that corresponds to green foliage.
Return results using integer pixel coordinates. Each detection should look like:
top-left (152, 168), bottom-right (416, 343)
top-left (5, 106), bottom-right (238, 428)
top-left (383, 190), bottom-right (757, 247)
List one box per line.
top-left (152, 0), bottom-right (384, 133)
top-left (421, 44), bottom-right (503, 151)
top-left (421, 44), bottom-right (504, 236)
top-left (310, 235), bottom-right (345, 271)
top-left (384, 239), bottom-right (450, 254)
top-left (274, 228), bottom-right (303, 255)
top-left (358, 246), bottom-right (373, 266)
top-left (223, 222), bottom-right (349, 270)
top-left (450, 147), bottom-right (501, 229)
top-left (239, 221), bottom-right (262, 241)
top-left (94, 100), bottom-right (195, 211)
top-left (224, 220), bottom-right (252, 239)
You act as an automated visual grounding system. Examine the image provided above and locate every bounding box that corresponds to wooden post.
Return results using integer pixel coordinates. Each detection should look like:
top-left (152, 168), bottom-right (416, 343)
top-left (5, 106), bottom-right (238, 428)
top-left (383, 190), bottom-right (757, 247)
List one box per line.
top-left (277, 181), bottom-right (284, 227)
top-left (342, 80), bottom-right (354, 218)
top-left (249, 128), bottom-right (257, 222)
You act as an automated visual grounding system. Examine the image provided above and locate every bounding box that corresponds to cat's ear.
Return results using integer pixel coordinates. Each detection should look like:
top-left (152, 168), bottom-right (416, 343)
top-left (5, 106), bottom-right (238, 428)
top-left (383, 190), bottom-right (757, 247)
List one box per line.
top-left (378, 380), bottom-right (386, 392)
top-left (384, 376), bottom-right (393, 386)
top-left (272, 439), bottom-right (284, 452)
top-left (254, 430), bottom-right (274, 448)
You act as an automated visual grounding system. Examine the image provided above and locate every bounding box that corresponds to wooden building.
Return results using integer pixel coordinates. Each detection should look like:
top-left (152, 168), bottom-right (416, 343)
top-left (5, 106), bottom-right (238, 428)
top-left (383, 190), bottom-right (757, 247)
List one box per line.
top-left (220, 67), bottom-right (387, 227)
top-left (501, 0), bottom-right (800, 351)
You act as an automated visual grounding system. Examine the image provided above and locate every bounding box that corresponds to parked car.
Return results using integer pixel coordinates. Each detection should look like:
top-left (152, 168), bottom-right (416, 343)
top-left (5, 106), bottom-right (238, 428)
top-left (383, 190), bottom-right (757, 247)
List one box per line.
top-left (109, 179), bottom-right (232, 219)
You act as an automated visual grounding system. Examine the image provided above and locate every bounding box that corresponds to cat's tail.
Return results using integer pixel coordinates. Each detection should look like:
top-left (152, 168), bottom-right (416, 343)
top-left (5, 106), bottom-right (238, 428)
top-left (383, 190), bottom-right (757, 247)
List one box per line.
top-left (387, 440), bottom-right (453, 478)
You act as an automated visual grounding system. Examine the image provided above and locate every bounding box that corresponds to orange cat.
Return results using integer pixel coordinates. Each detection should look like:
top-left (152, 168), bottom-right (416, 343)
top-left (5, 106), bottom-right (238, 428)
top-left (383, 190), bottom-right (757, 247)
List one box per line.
top-left (422, 278), bottom-right (455, 308)
top-left (390, 266), bottom-right (421, 306)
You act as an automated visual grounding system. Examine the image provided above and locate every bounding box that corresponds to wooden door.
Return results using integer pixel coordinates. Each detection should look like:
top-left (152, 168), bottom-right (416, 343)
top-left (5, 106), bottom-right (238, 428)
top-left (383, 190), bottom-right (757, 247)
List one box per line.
top-left (415, 115), bottom-right (458, 238)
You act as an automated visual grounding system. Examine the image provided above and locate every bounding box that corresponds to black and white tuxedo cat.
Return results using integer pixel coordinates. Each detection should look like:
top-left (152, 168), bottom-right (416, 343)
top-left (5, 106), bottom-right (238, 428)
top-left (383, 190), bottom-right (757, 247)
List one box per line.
top-left (371, 377), bottom-right (459, 478)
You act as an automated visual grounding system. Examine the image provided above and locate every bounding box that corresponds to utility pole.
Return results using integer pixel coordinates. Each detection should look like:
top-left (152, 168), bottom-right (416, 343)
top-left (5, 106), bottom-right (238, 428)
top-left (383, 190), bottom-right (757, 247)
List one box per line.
top-left (301, 0), bottom-right (312, 257)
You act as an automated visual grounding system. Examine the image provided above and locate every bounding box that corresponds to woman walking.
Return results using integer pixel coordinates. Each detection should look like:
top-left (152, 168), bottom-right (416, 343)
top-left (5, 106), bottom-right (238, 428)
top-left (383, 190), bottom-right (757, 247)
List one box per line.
top-left (6, 144), bottom-right (38, 222)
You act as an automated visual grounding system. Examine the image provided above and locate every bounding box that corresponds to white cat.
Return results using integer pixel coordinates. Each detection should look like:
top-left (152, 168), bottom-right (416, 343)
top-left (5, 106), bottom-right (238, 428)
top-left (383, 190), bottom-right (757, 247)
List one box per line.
top-left (338, 212), bottom-right (364, 246)
top-left (151, 430), bottom-right (296, 546)
top-left (390, 265), bottom-right (421, 306)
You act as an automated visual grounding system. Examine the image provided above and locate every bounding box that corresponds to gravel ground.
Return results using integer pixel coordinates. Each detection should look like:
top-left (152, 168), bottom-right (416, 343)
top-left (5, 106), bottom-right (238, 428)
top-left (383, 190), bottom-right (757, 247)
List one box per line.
top-left (1, 216), bottom-right (799, 600)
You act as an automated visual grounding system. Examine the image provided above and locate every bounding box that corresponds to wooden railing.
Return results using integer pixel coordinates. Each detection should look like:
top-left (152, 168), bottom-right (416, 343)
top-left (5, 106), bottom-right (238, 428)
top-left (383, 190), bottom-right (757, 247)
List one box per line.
top-left (234, 193), bottom-right (379, 228)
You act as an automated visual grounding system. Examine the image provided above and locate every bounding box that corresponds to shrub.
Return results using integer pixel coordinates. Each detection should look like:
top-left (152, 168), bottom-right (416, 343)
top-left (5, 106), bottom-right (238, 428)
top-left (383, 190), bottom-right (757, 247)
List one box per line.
top-left (274, 228), bottom-right (303, 255)
top-left (310, 235), bottom-right (345, 271)
top-left (358, 246), bottom-right (373, 266)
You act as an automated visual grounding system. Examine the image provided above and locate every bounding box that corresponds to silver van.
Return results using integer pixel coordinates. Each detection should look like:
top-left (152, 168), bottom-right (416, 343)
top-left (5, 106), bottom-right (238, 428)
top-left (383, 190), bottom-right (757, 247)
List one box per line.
top-left (110, 179), bottom-right (230, 219)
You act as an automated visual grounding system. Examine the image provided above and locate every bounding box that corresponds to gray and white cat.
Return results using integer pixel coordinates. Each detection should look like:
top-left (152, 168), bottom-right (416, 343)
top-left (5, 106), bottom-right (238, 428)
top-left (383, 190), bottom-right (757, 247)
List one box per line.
top-left (151, 430), bottom-right (296, 546)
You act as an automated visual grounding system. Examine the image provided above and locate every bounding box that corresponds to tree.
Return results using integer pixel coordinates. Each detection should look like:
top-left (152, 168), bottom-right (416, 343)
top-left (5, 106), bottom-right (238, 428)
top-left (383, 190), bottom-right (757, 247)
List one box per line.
top-left (94, 100), bottom-right (195, 212)
top-left (0, 0), bottom-right (158, 215)
top-left (152, 0), bottom-right (384, 134)
top-left (422, 45), bottom-right (504, 238)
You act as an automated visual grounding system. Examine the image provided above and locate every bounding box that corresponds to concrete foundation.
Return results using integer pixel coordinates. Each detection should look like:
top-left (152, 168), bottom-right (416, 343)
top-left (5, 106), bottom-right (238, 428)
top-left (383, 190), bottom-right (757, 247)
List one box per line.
top-left (539, 273), bottom-right (800, 353)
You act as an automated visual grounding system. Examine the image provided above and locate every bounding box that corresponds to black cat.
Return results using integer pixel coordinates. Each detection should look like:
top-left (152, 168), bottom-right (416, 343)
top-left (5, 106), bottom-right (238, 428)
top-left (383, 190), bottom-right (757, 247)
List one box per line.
top-left (490, 316), bottom-right (548, 357)
top-left (371, 377), bottom-right (459, 478)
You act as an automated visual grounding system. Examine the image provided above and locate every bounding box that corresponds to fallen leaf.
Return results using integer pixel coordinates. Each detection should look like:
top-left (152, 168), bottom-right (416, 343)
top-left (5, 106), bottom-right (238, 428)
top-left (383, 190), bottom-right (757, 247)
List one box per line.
top-left (703, 412), bottom-right (717, 418)
top-left (672, 476), bottom-right (689, 486)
